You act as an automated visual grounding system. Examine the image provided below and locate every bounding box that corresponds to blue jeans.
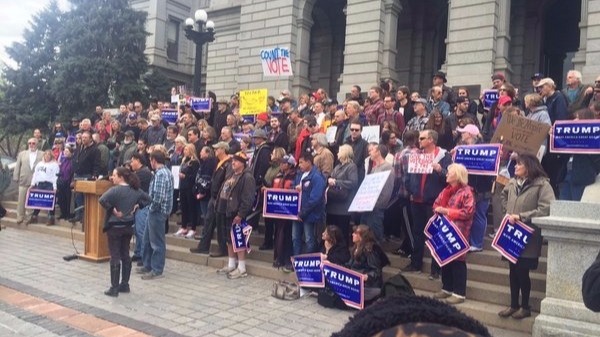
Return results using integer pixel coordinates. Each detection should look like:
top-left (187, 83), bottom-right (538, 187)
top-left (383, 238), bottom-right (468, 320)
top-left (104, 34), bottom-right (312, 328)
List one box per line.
top-left (292, 220), bottom-right (318, 256)
top-left (360, 209), bottom-right (385, 242)
top-left (142, 210), bottom-right (167, 275)
top-left (559, 171), bottom-right (586, 201)
top-left (470, 198), bottom-right (490, 249)
top-left (133, 207), bottom-right (149, 258)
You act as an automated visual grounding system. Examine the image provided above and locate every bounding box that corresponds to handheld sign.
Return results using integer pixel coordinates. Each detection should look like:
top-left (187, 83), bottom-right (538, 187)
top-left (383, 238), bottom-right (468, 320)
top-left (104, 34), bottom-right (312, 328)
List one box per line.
top-left (231, 221), bottom-right (253, 253)
top-left (239, 89), bottom-right (268, 116)
top-left (491, 113), bottom-right (550, 156)
top-left (551, 120), bottom-right (600, 154)
top-left (361, 125), bottom-right (380, 143)
top-left (263, 188), bottom-right (301, 220)
top-left (322, 262), bottom-right (364, 310)
top-left (453, 144), bottom-right (502, 176)
top-left (291, 253), bottom-right (324, 288)
top-left (407, 153), bottom-right (434, 174)
top-left (260, 47), bottom-right (293, 77)
top-left (326, 126), bottom-right (338, 143)
top-left (171, 166), bottom-right (180, 190)
top-left (424, 214), bottom-right (470, 267)
top-left (190, 97), bottom-right (211, 112)
top-left (491, 215), bottom-right (534, 264)
top-left (161, 109), bottom-right (178, 125)
top-left (25, 189), bottom-right (56, 210)
top-left (483, 90), bottom-right (499, 111)
top-left (348, 171), bottom-right (391, 212)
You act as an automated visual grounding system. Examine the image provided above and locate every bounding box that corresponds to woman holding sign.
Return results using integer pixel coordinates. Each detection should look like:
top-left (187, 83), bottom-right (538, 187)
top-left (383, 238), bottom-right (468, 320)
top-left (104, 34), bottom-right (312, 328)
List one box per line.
top-left (499, 153), bottom-right (554, 319)
top-left (432, 163), bottom-right (475, 305)
top-left (28, 150), bottom-right (60, 226)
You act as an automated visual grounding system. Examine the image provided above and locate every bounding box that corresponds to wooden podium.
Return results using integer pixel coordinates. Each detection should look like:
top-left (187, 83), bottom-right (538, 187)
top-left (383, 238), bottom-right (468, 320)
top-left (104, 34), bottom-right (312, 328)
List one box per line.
top-left (75, 180), bottom-right (113, 262)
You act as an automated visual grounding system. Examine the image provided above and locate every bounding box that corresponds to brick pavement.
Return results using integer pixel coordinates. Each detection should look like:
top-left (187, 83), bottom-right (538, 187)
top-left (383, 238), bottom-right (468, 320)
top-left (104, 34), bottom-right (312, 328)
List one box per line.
top-left (0, 227), bottom-right (527, 337)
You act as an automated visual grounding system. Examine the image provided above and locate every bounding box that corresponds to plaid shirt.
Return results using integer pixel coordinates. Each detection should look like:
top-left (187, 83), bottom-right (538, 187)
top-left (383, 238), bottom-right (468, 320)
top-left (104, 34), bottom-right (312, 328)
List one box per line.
top-left (149, 165), bottom-right (174, 215)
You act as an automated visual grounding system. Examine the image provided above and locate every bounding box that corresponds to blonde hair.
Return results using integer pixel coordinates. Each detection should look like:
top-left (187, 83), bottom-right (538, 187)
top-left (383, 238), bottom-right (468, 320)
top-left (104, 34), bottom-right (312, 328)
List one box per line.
top-left (183, 143), bottom-right (198, 161)
top-left (447, 163), bottom-right (469, 186)
top-left (174, 135), bottom-right (187, 145)
top-left (337, 144), bottom-right (354, 164)
top-left (524, 93), bottom-right (544, 108)
top-left (271, 147), bottom-right (286, 162)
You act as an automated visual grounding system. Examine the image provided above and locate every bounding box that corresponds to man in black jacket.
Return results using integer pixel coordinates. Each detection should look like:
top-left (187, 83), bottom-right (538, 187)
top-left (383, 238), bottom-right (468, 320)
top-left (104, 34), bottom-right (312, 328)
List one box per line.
top-left (345, 119), bottom-right (369, 183)
top-left (190, 142), bottom-right (232, 256)
top-left (248, 129), bottom-right (273, 249)
top-left (69, 131), bottom-right (101, 223)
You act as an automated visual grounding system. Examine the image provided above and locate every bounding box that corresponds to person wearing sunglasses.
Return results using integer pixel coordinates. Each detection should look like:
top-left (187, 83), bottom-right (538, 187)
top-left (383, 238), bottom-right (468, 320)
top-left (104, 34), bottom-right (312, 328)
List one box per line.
top-left (13, 138), bottom-right (44, 224)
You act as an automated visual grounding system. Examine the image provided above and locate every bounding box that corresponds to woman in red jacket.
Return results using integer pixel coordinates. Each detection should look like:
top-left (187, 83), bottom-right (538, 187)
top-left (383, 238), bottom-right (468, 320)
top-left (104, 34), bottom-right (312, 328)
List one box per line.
top-left (432, 163), bottom-right (475, 304)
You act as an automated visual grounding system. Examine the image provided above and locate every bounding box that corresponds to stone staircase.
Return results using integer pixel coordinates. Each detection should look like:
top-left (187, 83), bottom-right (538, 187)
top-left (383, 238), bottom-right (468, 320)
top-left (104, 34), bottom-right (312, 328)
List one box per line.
top-left (0, 200), bottom-right (544, 334)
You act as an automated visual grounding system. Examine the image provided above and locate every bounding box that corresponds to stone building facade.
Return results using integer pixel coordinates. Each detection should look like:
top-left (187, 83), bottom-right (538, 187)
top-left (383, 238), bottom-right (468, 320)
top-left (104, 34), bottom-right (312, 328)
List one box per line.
top-left (134, 0), bottom-right (600, 102)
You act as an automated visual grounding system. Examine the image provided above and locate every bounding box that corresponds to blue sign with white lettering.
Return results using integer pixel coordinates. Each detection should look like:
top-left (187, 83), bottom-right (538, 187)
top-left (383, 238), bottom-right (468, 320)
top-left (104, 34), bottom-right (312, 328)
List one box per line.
top-left (322, 262), bottom-right (364, 310)
top-left (242, 115), bottom-right (255, 124)
top-left (190, 97), bottom-right (211, 112)
top-left (291, 253), bottom-right (324, 288)
top-left (424, 214), bottom-right (470, 267)
top-left (453, 144), bottom-right (502, 176)
top-left (230, 221), bottom-right (252, 253)
top-left (483, 90), bottom-right (499, 111)
top-left (551, 120), bottom-right (600, 154)
top-left (161, 109), bottom-right (179, 125)
top-left (491, 216), bottom-right (534, 264)
top-left (263, 189), bottom-right (301, 220)
top-left (25, 189), bottom-right (56, 210)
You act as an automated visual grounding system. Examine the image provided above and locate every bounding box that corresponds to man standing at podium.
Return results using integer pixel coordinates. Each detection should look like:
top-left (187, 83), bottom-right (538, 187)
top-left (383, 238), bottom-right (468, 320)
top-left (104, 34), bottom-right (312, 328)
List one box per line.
top-left (139, 150), bottom-right (173, 279)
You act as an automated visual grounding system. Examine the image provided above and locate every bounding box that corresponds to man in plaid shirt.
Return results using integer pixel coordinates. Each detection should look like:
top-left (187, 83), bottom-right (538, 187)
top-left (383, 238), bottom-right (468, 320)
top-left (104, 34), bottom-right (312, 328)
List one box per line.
top-left (139, 150), bottom-right (173, 280)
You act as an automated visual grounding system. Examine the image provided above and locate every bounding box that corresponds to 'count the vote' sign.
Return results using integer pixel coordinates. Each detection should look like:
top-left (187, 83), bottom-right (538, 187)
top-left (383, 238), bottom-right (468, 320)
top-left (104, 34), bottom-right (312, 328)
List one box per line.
top-left (263, 188), bottom-right (301, 220)
top-left (492, 215), bottom-right (534, 264)
top-left (551, 120), bottom-right (600, 154)
top-left (424, 214), bottom-right (470, 267)
top-left (25, 189), bottom-right (56, 210)
top-left (260, 47), bottom-right (293, 77)
top-left (322, 262), bottom-right (364, 310)
top-left (452, 144), bottom-right (502, 176)
top-left (291, 253), bottom-right (324, 288)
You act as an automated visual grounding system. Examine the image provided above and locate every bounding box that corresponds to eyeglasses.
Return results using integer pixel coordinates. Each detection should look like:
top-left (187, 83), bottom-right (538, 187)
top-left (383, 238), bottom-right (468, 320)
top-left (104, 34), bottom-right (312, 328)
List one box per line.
top-left (419, 137), bottom-right (428, 141)
top-left (350, 128), bottom-right (361, 132)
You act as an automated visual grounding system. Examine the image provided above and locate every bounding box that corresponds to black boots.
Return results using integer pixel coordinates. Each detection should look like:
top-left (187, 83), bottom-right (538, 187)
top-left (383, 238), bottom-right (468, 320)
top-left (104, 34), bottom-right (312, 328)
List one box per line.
top-left (104, 264), bottom-right (120, 297)
top-left (119, 261), bottom-right (131, 293)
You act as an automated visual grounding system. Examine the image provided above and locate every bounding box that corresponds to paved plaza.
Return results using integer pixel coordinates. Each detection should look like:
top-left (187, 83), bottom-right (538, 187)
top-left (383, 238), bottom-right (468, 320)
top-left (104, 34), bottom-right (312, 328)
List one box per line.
top-left (0, 227), bottom-right (527, 337)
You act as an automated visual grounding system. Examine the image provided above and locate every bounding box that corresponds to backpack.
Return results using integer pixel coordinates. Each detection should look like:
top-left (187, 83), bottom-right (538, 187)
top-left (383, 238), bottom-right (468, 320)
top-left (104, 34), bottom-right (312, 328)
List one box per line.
top-left (271, 280), bottom-right (300, 301)
top-left (381, 272), bottom-right (415, 298)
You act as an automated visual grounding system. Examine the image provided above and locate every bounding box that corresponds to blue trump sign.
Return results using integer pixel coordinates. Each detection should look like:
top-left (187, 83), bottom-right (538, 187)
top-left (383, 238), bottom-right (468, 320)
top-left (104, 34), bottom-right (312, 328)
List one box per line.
top-left (322, 262), bottom-right (364, 310)
top-left (161, 109), bottom-right (179, 125)
top-left (551, 120), bottom-right (600, 154)
top-left (424, 214), bottom-right (470, 267)
top-left (230, 221), bottom-right (252, 253)
top-left (263, 188), bottom-right (301, 220)
top-left (492, 216), bottom-right (534, 264)
top-left (190, 97), bottom-right (211, 112)
top-left (483, 90), bottom-right (499, 111)
top-left (25, 189), bottom-right (56, 210)
top-left (453, 144), bottom-right (502, 176)
top-left (291, 253), bottom-right (324, 288)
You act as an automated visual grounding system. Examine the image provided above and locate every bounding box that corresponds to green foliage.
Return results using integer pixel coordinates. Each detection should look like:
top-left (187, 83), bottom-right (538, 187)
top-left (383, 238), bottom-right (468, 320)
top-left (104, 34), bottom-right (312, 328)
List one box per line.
top-left (144, 68), bottom-right (173, 102)
top-left (0, 0), bottom-right (151, 133)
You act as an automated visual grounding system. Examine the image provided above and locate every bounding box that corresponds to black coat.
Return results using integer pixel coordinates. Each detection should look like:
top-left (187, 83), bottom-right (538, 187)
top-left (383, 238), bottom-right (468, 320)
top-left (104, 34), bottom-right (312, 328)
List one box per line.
top-left (179, 159), bottom-right (199, 190)
top-left (74, 143), bottom-right (101, 177)
top-left (251, 142), bottom-right (273, 187)
top-left (193, 157), bottom-right (217, 196)
top-left (323, 244), bottom-right (351, 266)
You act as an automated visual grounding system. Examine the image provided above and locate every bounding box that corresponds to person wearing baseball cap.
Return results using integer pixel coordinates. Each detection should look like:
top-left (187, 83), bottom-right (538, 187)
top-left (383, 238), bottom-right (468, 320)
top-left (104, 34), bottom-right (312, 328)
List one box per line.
top-left (214, 150), bottom-right (256, 279)
top-left (249, 128), bottom-right (273, 248)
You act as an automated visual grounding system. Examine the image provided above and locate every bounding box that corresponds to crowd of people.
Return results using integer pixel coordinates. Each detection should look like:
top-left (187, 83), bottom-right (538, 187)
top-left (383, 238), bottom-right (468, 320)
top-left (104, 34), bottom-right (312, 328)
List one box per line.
top-left (11, 69), bottom-right (600, 317)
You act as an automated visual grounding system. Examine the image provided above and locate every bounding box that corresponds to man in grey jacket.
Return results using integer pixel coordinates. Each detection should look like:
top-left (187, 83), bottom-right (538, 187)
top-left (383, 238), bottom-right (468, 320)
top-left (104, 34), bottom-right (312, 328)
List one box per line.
top-left (13, 138), bottom-right (43, 224)
top-left (359, 143), bottom-right (395, 242)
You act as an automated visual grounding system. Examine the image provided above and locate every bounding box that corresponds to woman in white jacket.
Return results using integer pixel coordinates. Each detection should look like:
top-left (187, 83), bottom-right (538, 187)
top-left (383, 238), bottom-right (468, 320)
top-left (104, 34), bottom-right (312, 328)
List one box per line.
top-left (29, 150), bottom-right (60, 225)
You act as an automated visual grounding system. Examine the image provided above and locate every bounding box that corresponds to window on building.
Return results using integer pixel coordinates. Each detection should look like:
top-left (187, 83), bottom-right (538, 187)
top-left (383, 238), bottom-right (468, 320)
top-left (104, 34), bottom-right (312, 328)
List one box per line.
top-left (167, 19), bottom-right (180, 61)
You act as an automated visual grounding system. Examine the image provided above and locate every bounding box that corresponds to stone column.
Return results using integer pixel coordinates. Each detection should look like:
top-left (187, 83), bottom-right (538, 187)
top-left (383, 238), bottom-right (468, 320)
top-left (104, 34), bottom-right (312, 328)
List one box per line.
top-left (337, 0), bottom-right (386, 102)
top-left (493, 0), bottom-right (512, 77)
top-left (380, 0), bottom-right (402, 82)
top-left (532, 200), bottom-right (600, 337)
top-left (445, 0), bottom-right (499, 93)
top-left (572, 0), bottom-right (589, 73)
top-left (581, 0), bottom-right (600, 83)
top-left (293, 16), bottom-right (314, 95)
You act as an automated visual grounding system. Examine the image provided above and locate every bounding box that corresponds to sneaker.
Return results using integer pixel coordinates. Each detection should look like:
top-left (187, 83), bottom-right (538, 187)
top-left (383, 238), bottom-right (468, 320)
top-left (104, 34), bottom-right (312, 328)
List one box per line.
top-left (141, 272), bottom-right (164, 280)
top-left (433, 290), bottom-right (452, 299)
top-left (488, 231), bottom-right (497, 239)
top-left (173, 228), bottom-right (187, 237)
top-left (498, 307), bottom-right (519, 318)
top-left (216, 266), bottom-right (236, 275)
top-left (469, 246), bottom-right (483, 253)
top-left (402, 265), bottom-right (421, 273)
top-left (511, 308), bottom-right (531, 319)
top-left (428, 272), bottom-right (440, 280)
top-left (445, 295), bottom-right (465, 305)
top-left (136, 267), bottom-right (151, 274)
top-left (185, 230), bottom-right (195, 239)
top-left (282, 264), bottom-right (294, 273)
top-left (227, 268), bottom-right (248, 279)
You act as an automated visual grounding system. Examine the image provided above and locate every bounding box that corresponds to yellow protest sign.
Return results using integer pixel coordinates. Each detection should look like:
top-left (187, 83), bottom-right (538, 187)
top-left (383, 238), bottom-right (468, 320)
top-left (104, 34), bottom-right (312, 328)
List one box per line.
top-left (239, 89), bottom-right (268, 115)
